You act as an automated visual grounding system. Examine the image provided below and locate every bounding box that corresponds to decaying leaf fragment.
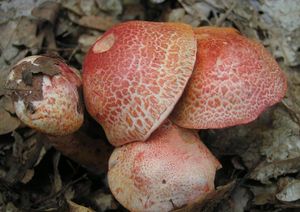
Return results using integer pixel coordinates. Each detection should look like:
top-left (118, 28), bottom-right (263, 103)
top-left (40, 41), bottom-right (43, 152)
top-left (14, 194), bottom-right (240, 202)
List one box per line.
top-left (250, 157), bottom-right (300, 184)
top-left (68, 200), bottom-right (95, 212)
top-left (276, 179), bottom-right (300, 202)
top-left (0, 108), bottom-right (20, 135)
top-left (31, 1), bottom-right (60, 25)
top-left (2, 132), bottom-right (46, 184)
top-left (0, 93), bottom-right (20, 135)
top-left (175, 181), bottom-right (236, 212)
top-left (250, 183), bottom-right (278, 205)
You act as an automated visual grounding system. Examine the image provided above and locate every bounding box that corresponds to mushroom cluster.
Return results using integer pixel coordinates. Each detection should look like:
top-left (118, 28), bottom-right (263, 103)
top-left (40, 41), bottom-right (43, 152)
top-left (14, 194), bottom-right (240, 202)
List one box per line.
top-left (83, 21), bottom-right (287, 211)
top-left (5, 21), bottom-right (287, 212)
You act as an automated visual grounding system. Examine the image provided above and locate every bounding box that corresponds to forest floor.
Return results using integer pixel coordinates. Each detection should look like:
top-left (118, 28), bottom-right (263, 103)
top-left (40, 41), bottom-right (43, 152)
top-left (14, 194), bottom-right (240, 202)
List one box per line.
top-left (0, 0), bottom-right (300, 211)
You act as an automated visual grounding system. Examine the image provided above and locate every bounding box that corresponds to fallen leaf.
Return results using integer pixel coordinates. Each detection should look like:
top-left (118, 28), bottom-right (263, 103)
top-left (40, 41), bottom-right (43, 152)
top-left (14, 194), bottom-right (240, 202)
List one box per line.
top-left (20, 169), bottom-right (35, 184)
top-left (231, 186), bottom-right (252, 212)
top-left (276, 179), bottom-right (300, 202)
top-left (175, 181), bottom-right (236, 212)
top-left (12, 17), bottom-right (38, 48)
top-left (61, 0), bottom-right (84, 16)
top-left (0, 96), bottom-right (16, 114)
top-left (31, 1), bottom-right (61, 25)
top-left (78, 15), bottom-right (119, 31)
top-left (79, 0), bottom-right (98, 16)
top-left (122, 3), bottom-right (145, 21)
top-left (261, 108), bottom-right (300, 162)
top-left (78, 34), bottom-right (100, 53)
top-left (0, 68), bottom-right (12, 96)
top-left (95, 0), bottom-right (123, 16)
top-left (250, 157), bottom-right (300, 184)
top-left (259, 0), bottom-right (300, 66)
top-left (68, 200), bottom-right (95, 212)
top-left (89, 190), bottom-right (118, 211)
top-left (250, 183), bottom-right (277, 205)
top-left (0, 109), bottom-right (20, 135)
top-left (3, 133), bottom-right (46, 184)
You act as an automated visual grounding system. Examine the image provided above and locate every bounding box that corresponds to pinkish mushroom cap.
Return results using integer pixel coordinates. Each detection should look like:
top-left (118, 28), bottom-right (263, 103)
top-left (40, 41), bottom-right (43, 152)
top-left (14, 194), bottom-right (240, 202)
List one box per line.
top-left (83, 21), bottom-right (197, 146)
top-left (170, 27), bottom-right (287, 129)
top-left (108, 120), bottom-right (221, 212)
top-left (6, 55), bottom-right (84, 136)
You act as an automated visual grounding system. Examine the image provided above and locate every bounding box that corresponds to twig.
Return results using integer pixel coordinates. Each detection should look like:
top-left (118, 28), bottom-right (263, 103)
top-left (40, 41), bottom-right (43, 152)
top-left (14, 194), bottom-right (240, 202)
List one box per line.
top-left (215, 2), bottom-right (237, 26)
top-left (68, 45), bottom-right (80, 62)
top-left (280, 100), bottom-right (300, 126)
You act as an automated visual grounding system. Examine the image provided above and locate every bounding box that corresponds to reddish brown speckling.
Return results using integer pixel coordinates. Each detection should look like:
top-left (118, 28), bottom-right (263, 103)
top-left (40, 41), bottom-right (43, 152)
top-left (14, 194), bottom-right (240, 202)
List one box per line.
top-left (83, 21), bottom-right (197, 146)
top-left (108, 120), bottom-right (221, 212)
top-left (170, 27), bottom-right (287, 129)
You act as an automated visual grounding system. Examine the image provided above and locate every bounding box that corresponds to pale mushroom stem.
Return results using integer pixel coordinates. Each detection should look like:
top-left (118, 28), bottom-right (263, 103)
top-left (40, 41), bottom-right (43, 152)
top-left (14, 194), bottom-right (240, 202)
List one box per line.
top-left (47, 131), bottom-right (112, 174)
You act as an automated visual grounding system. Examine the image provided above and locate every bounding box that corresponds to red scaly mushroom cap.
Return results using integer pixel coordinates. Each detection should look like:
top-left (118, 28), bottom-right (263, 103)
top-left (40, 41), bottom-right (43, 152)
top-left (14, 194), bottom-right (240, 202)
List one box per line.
top-left (6, 55), bottom-right (83, 136)
top-left (170, 27), bottom-right (287, 129)
top-left (83, 21), bottom-right (197, 146)
top-left (108, 120), bottom-right (221, 212)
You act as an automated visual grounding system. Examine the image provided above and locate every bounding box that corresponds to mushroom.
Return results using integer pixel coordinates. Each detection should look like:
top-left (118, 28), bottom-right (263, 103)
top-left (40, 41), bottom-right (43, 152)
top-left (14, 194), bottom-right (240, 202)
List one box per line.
top-left (108, 120), bottom-right (221, 212)
top-left (83, 21), bottom-right (197, 146)
top-left (170, 27), bottom-right (287, 129)
top-left (5, 55), bottom-right (111, 173)
top-left (6, 55), bottom-right (83, 135)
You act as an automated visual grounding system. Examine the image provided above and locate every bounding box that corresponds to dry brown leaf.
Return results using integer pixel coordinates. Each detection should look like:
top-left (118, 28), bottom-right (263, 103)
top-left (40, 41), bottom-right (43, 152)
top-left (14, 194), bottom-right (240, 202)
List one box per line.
top-left (122, 3), bottom-right (145, 21)
top-left (250, 184), bottom-right (277, 205)
top-left (0, 68), bottom-right (12, 96)
top-left (283, 66), bottom-right (300, 125)
top-left (60, 0), bottom-right (84, 15)
top-left (20, 169), bottom-right (35, 184)
top-left (78, 15), bottom-right (119, 31)
top-left (261, 108), bottom-right (300, 162)
top-left (78, 34), bottom-right (100, 53)
top-left (89, 190), bottom-right (118, 211)
top-left (0, 96), bottom-right (15, 114)
top-left (276, 179), bottom-right (300, 202)
top-left (258, 0), bottom-right (300, 66)
top-left (12, 17), bottom-right (39, 49)
top-left (250, 157), bottom-right (300, 184)
top-left (0, 108), bottom-right (20, 135)
top-left (165, 8), bottom-right (200, 27)
top-left (178, 0), bottom-right (215, 23)
top-left (31, 1), bottom-right (61, 25)
top-left (68, 200), bottom-right (95, 212)
top-left (175, 181), bottom-right (236, 212)
top-left (0, 16), bottom-right (44, 66)
top-left (4, 133), bottom-right (45, 184)
top-left (95, 0), bottom-right (123, 16)
top-left (79, 0), bottom-right (98, 16)
top-left (230, 187), bottom-right (252, 212)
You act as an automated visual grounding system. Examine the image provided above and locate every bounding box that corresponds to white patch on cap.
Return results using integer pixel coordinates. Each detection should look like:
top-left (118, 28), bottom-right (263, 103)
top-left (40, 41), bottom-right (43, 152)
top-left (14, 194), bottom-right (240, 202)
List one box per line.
top-left (92, 33), bottom-right (115, 54)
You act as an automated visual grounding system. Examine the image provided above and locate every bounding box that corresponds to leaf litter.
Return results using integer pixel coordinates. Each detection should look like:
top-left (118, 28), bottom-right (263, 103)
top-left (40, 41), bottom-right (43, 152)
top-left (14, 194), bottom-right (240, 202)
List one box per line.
top-left (0, 0), bottom-right (299, 211)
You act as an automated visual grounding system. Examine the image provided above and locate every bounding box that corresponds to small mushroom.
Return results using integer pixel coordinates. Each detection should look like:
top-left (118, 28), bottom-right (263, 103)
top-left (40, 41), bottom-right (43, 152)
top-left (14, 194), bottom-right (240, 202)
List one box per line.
top-left (6, 55), bottom-right (83, 135)
top-left (5, 55), bottom-right (110, 173)
top-left (170, 27), bottom-right (287, 129)
top-left (108, 120), bottom-right (220, 212)
top-left (83, 21), bottom-right (197, 146)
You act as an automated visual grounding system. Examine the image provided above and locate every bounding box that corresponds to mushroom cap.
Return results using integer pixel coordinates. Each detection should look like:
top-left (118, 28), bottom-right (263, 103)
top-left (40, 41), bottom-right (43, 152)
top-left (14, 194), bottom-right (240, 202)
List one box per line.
top-left (6, 55), bottom-right (84, 136)
top-left (170, 27), bottom-right (287, 129)
top-left (108, 120), bottom-right (221, 212)
top-left (83, 21), bottom-right (197, 146)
